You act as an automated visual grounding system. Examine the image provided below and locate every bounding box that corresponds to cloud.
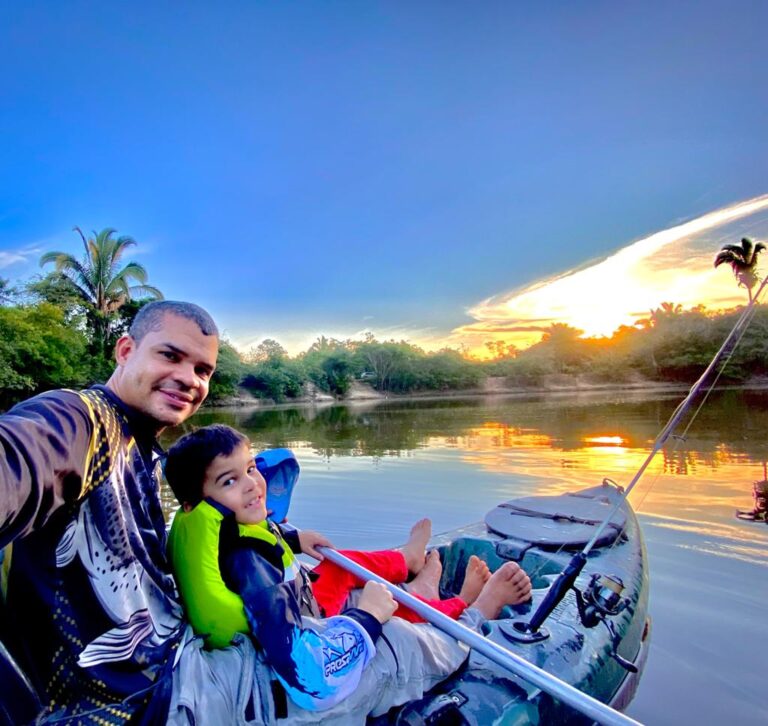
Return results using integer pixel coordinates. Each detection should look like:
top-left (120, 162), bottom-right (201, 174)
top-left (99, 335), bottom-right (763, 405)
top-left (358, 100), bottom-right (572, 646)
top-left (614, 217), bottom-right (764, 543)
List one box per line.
top-left (453, 322), bottom-right (557, 334)
top-left (451, 194), bottom-right (768, 354)
top-left (0, 245), bottom-right (44, 270)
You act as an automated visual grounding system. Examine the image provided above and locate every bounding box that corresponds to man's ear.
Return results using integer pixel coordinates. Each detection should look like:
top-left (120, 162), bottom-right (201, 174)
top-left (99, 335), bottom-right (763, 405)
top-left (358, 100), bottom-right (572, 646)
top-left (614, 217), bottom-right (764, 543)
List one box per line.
top-left (114, 335), bottom-right (135, 365)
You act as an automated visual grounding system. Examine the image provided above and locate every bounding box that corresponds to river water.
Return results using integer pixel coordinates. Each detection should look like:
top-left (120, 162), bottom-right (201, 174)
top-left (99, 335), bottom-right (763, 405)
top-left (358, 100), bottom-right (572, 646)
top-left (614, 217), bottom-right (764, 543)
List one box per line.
top-left (161, 388), bottom-right (768, 725)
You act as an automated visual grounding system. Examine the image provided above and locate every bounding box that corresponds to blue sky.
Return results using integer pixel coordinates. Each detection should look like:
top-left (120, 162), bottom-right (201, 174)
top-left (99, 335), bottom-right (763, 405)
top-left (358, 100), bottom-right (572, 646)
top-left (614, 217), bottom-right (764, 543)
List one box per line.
top-left (1, 1), bottom-right (767, 354)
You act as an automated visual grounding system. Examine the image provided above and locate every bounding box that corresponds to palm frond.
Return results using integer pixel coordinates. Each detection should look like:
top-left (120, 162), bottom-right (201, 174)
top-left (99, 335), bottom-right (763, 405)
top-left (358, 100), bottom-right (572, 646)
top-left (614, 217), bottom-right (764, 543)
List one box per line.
top-left (64, 280), bottom-right (99, 308)
top-left (108, 240), bottom-right (138, 283)
top-left (118, 261), bottom-right (149, 283)
top-left (40, 251), bottom-right (75, 269)
top-left (72, 226), bottom-right (89, 256)
top-left (714, 250), bottom-right (742, 268)
top-left (40, 253), bottom-right (96, 296)
top-left (717, 244), bottom-right (748, 257)
top-left (128, 284), bottom-right (163, 300)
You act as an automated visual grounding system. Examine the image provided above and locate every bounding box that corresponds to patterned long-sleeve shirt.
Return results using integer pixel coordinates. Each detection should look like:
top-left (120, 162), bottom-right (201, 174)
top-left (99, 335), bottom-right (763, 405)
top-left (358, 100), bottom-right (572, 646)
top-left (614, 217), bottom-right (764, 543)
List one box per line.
top-left (0, 386), bottom-right (183, 723)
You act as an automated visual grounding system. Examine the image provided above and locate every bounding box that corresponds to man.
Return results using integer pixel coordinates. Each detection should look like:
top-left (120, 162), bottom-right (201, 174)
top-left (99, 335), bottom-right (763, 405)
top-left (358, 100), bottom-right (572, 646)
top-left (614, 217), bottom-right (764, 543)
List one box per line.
top-left (0, 300), bottom-right (527, 724)
top-left (0, 301), bottom-right (219, 723)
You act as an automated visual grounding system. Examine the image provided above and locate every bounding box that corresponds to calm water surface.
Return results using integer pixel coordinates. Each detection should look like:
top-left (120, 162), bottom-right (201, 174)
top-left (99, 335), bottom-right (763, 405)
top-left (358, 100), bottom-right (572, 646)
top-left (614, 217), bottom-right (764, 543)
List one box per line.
top-left (162, 388), bottom-right (768, 725)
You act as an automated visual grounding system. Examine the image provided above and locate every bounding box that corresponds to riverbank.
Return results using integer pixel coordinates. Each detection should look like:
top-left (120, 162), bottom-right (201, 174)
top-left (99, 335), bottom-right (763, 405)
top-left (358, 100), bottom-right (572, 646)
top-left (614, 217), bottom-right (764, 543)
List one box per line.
top-left (205, 374), bottom-right (705, 410)
top-left (207, 372), bottom-right (768, 411)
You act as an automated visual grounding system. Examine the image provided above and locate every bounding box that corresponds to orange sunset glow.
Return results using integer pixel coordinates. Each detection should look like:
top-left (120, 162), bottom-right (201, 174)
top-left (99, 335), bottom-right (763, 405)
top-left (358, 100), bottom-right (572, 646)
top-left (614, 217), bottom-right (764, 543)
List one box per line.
top-left (419, 419), bottom-right (765, 545)
top-left (448, 194), bottom-right (768, 357)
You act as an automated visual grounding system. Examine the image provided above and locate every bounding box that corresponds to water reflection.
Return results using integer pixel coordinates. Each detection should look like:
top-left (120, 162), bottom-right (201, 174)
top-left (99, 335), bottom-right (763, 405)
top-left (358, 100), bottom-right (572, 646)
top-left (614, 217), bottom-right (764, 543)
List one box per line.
top-left (173, 389), bottom-right (768, 456)
top-left (160, 388), bottom-right (768, 533)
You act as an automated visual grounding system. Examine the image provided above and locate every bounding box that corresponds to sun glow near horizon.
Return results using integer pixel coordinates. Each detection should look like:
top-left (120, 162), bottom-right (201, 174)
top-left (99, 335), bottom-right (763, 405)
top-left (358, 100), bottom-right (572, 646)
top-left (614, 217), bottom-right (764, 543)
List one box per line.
top-left (449, 194), bottom-right (768, 357)
top-left (227, 194), bottom-right (768, 359)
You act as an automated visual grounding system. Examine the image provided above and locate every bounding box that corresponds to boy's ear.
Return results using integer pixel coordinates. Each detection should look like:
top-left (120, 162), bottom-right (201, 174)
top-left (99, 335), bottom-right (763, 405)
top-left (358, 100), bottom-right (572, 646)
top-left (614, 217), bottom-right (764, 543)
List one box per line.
top-left (182, 502), bottom-right (194, 513)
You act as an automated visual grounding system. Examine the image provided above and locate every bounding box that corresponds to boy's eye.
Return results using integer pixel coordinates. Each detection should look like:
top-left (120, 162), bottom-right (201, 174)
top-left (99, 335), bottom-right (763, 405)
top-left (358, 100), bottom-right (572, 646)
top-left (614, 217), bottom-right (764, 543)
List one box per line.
top-left (161, 351), bottom-right (179, 362)
top-left (222, 478), bottom-right (236, 488)
top-left (247, 465), bottom-right (256, 475)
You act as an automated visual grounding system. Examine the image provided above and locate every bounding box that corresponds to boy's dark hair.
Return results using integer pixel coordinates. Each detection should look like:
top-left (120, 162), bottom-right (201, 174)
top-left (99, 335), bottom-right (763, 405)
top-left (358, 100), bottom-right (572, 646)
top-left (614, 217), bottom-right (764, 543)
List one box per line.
top-left (129, 300), bottom-right (219, 342)
top-left (165, 424), bottom-right (250, 506)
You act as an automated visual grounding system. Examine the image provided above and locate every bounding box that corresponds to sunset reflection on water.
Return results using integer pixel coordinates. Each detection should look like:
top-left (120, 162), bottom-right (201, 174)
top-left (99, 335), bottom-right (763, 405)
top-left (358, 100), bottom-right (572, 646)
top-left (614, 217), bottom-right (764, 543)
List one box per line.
top-left (416, 418), bottom-right (766, 541)
top-left (173, 389), bottom-right (768, 539)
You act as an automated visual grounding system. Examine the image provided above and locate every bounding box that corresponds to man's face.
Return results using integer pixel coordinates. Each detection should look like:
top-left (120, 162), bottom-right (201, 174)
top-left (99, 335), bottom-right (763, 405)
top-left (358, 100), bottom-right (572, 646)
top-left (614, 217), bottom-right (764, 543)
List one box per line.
top-left (109, 313), bottom-right (218, 430)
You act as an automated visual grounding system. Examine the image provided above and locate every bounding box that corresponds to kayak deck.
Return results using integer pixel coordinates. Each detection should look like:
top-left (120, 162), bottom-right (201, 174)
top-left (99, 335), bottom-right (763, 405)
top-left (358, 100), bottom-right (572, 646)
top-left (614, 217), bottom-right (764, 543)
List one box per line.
top-left (375, 482), bottom-right (650, 724)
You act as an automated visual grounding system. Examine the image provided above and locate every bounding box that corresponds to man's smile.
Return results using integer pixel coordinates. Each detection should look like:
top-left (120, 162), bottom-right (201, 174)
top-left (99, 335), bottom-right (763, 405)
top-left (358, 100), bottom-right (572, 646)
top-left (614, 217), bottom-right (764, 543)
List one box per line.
top-left (156, 387), bottom-right (195, 407)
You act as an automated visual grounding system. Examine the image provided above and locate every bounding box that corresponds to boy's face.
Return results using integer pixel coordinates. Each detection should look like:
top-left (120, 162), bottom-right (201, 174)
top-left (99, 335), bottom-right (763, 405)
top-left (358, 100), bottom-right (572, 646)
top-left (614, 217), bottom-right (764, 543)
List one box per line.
top-left (200, 442), bottom-right (268, 525)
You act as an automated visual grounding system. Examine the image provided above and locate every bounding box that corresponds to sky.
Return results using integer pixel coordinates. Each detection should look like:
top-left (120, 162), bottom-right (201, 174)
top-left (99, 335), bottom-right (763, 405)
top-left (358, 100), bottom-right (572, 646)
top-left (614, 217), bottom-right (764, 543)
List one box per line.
top-left (1, 1), bottom-right (767, 356)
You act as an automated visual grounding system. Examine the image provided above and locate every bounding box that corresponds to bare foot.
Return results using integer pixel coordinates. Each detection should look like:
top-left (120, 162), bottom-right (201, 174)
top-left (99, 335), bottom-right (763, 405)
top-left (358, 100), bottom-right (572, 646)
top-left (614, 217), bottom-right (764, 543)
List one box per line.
top-left (399, 518), bottom-right (432, 575)
top-left (457, 555), bottom-right (491, 605)
top-left (406, 550), bottom-right (442, 601)
top-left (471, 562), bottom-right (532, 620)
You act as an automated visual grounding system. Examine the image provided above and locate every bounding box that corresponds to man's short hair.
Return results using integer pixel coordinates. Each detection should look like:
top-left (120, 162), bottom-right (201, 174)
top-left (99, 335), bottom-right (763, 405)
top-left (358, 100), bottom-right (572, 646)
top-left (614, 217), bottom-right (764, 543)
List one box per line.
top-left (129, 301), bottom-right (219, 342)
top-left (164, 424), bottom-right (250, 506)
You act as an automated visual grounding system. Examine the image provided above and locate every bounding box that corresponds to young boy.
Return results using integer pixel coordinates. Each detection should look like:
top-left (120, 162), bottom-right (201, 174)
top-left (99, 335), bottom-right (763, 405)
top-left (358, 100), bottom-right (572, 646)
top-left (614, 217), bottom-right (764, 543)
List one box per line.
top-left (165, 424), bottom-right (532, 712)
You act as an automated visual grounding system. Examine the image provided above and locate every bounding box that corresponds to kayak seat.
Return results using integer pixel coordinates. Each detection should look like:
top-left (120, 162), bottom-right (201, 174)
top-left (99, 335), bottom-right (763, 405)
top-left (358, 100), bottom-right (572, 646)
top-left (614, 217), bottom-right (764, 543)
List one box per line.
top-left (484, 490), bottom-right (627, 551)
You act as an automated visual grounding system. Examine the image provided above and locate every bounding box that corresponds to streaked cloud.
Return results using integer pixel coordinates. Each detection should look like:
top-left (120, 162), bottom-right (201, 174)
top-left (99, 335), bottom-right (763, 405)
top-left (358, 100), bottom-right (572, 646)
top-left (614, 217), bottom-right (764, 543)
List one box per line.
top-left (449, 194), bottom-right (768, 355)
top-left (0, 245), bottom-right (44, 270)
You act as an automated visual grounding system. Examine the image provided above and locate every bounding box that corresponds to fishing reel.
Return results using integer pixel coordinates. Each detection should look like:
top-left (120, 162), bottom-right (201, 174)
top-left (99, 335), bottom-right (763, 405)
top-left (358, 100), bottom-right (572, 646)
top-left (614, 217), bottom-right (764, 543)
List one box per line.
top-left (574, 573), bottom-right (627, 627)
top-left (573, 574), bottom-right (637, 673)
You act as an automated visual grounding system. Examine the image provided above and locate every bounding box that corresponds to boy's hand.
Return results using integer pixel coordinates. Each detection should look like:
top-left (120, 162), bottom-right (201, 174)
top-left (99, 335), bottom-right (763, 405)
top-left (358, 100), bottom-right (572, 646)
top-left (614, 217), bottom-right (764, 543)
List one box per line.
top-left (298, 530), bottom-right (334, 560)
top-left (357, 581), bottom-right (397, 624)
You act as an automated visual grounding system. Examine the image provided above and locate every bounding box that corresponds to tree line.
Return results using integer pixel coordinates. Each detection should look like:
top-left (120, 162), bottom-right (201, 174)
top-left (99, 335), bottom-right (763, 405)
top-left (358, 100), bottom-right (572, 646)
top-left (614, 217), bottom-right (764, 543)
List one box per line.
top-left (2, 229), bottom-right (767, 411)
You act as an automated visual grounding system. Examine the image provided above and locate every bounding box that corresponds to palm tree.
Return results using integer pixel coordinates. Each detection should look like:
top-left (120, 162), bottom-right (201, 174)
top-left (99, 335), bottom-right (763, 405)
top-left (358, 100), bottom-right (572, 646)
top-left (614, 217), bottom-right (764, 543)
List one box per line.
top-left (714, 237), bottom-right (766, 302)
top-left (0, 277), bottom-right (15, 305)
top-left (40, 227), bottom-right (162, 354)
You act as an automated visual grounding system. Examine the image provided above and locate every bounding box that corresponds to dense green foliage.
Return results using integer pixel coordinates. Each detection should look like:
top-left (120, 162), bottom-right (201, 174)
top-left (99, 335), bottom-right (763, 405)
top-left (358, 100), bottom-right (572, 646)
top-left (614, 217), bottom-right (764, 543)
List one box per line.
top-left (241, 342), bottom-right (305, 403)
top-left (0, 303), bottom-right (91, 410)
top-left (4, 233), bottom-right (768, 411)
top-left (207, 341), bottom-right (247, 402)
top-left (485, 306), bottom-right (768, 386)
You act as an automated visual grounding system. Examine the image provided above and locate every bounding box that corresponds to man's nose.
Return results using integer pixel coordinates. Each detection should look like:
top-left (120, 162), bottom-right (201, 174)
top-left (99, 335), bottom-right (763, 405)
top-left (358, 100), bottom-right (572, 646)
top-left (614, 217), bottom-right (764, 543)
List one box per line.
top-left (175, 363), bottom-right (200, 389)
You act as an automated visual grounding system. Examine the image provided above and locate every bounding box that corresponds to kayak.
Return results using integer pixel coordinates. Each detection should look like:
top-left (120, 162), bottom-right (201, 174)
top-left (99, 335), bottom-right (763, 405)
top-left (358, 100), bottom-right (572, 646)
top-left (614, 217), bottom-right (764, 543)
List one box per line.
top-left (371, 480), bottom-right (650, 725)
top-left (0, 477), bottom-right (649, 726)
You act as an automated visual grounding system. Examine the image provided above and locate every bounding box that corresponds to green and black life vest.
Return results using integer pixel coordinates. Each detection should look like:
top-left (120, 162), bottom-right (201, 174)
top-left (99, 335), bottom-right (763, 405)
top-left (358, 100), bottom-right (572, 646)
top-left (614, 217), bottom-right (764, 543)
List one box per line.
top-left (168, 500), bottom-right (302, 649)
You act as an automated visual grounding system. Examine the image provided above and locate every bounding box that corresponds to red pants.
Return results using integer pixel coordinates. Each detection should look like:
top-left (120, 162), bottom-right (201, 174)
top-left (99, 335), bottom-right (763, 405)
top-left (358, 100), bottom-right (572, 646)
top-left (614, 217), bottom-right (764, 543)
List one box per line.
top-left (311, 549), bottom-right (467, 624)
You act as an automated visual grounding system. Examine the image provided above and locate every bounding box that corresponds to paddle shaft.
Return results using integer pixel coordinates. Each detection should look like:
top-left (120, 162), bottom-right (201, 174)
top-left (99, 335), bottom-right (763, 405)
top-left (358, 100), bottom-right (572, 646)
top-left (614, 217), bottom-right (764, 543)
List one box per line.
top-left (319, 547), bottom-right (643, 726)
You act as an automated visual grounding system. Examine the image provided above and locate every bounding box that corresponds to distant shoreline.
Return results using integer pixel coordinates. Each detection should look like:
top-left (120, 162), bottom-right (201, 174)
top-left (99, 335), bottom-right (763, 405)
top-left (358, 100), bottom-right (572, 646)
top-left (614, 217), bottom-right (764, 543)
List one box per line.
top-left (205, 375), bottom-right (768, 412)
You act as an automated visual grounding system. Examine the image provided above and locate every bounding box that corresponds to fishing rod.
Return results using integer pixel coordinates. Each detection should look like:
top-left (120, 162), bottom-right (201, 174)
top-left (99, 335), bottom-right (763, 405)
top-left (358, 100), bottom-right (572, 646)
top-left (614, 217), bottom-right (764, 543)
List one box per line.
top-left (320, 547), bottom-right (642, 726)
top-left (523, 273), bottom-right (768, 635)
